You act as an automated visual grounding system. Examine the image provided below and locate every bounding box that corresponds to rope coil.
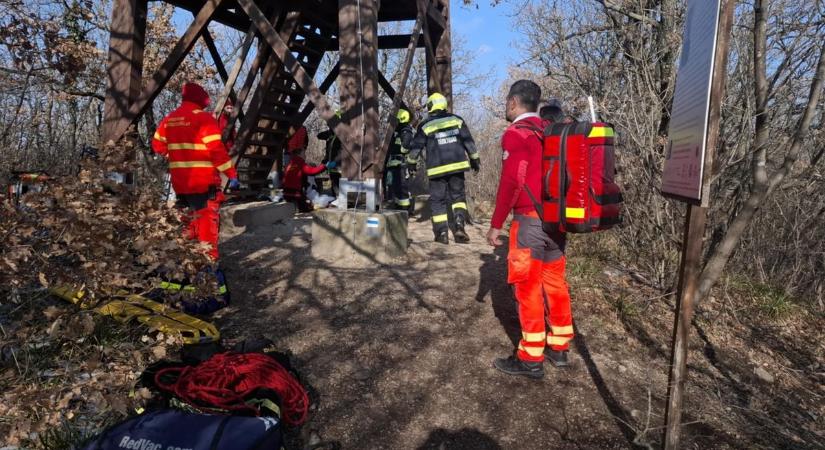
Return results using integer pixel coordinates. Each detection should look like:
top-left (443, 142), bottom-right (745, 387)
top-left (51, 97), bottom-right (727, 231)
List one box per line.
top-left (154, 352), bottom-right (309, 426)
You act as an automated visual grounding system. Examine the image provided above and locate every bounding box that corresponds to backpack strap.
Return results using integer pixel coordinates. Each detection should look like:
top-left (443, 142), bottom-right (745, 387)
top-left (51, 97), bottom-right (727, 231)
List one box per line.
top-left (514, 121), bottom-right (546, 216)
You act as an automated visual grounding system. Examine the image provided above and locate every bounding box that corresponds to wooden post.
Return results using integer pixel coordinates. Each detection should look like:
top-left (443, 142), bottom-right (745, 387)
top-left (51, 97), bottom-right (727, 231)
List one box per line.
top-left (662, 0), bottom-right (735, 447)
top-left (338, 0), bottom-right (381, 181)
top-left (101, 0), bottom-right (147, 144)
top-left (375, 13), bottom-right (424, 170)
top-left (431, 1), bottom-right (452, 105)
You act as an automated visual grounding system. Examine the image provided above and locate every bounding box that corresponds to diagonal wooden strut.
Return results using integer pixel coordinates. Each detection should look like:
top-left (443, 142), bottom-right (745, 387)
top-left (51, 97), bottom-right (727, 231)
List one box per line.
top-left (296, 60), bottom-right (341, 124)
top-left (107, 0), bottom-right (226, 143)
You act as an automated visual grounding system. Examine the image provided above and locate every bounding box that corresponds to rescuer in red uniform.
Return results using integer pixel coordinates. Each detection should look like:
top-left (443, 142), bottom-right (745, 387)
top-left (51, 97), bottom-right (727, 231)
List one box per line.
top-left (487, 80), bottom-right (573, 379)
top-left (282, 124), bottom-right (335, 212)
top-left (151, 82), bottom-right (239, 261)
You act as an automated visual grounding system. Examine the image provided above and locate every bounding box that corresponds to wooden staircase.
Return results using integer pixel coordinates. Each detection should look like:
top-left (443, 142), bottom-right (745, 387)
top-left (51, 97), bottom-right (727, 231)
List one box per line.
top-left (229, 11), bottom-right (336, 196)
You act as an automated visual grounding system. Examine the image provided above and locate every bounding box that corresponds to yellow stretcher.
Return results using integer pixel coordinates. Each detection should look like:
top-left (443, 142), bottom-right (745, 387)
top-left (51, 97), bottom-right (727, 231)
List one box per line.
top-left (49, 286), bottom-right (220, 345)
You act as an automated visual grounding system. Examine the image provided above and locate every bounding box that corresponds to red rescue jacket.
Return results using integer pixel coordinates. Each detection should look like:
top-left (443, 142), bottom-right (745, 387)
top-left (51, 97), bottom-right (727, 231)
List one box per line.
top-left (152, 101), bottom-right (237, 195)
top-left (491, 114), bottom-right (546, 229)
top-left (283, 155), bottom-right (326, 190)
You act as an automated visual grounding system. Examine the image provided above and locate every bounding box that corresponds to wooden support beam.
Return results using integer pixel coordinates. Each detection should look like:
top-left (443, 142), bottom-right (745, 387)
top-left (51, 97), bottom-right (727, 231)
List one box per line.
top-left (338, 0), bottom-right (381, 181)
top-left (105, 0), bottom-right (226, 144)
top-left (237, 0), bottom-right (344, 132)
top-left (213, 25), bottom-right (255, 120)
top-left (418, 0), bottom-right (443, 96)
top-left (296, 60), bottom-right (340, 124)
top-left (425, 0), bottom-right (447, 31)
top-left (375, 13), bottom-right (424, 171)
top-left (326, 34), bottom-right (425, 50)
top-left (227, 40), bottom-right (270, 139)
top-left (101, 0), bottom-right (147, 144)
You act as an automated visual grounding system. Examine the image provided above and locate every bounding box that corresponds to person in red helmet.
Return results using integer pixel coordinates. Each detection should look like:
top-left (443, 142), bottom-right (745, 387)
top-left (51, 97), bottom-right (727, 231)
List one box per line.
top-left (151, 82), bottom-right (239, 260)
top-left (217, 97), bottom-right (237, 153)
top-left (282, 124), bottom-right (334, 212)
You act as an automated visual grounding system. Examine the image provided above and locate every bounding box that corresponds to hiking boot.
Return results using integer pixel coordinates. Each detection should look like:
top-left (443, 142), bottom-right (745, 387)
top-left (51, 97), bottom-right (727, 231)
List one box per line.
top-left (434, 232), bottom-right (449, 244)
top-left (453, 216), bottom-right (470, 244)
top-left (545, 349), bottom-right (570, 368)
top-left (493, 355), bottom-right (544, 379)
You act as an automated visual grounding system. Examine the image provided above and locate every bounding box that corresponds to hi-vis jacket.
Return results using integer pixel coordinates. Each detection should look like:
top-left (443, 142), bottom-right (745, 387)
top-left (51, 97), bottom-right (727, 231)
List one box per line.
top-left (152, 101), bottom-right (237, 195)
top-left (408, 111), bottom-right (479, 178)
top-left (386, 123), bottom-right (414, 168)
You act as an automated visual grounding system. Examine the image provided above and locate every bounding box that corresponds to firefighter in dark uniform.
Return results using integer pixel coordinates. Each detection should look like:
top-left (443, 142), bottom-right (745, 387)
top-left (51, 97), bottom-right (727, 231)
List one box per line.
top-left (384, 108), bottom-right (415, 211)
top-left (317, 111), bottom-right (343, 196)
top-left (408, 93), bottom-right (480, 244)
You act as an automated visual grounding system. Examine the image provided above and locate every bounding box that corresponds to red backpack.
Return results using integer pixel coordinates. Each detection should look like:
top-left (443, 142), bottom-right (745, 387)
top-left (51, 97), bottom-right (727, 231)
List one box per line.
top-left (519, 121), bottom-right (623, 233)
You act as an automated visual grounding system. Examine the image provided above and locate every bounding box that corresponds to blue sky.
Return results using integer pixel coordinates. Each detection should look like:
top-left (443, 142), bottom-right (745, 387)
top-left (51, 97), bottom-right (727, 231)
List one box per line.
top-left (451, 0), bottom-right (520, 85)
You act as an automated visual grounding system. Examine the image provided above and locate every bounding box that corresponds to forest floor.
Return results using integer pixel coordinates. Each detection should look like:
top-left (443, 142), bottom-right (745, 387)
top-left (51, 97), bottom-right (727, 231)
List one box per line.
top-left (215, 212), bottom-right (824, 450)
top-left (1, 210), bottom-right (823, 449)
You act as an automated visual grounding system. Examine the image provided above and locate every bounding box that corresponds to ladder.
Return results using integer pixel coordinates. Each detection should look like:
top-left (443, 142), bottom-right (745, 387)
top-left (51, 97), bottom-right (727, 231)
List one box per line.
top-left (230, 12), bottom-right (336, 197)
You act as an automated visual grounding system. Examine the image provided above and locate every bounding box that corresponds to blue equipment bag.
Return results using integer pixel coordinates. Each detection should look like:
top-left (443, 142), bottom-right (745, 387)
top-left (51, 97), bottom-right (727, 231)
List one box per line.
top-left (82, 409), bottom-right (282, 450)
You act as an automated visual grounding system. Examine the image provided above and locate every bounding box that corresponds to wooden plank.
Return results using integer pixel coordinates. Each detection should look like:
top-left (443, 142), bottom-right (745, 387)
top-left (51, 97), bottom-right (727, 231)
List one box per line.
top-left (374, 14), bottom-right (423, 171)
top-left (237, 0), bottom-right (342, 128)
top-left (338, 0), bottom-right (380, 181)
top-left (296, 60), bottom-right (340, 123)
top-left (101, 0), bottom-right (147, 144)
top-left (106, 0), bottom-right (226, 144)
top-left (213, 24), bottom-right (255, 119)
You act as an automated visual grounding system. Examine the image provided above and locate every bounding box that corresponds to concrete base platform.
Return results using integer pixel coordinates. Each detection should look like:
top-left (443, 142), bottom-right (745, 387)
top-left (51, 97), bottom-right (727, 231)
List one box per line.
top-left (220, 201), bottom-right (295, 237)
top-left (312, 209), bottom-right (408, 265)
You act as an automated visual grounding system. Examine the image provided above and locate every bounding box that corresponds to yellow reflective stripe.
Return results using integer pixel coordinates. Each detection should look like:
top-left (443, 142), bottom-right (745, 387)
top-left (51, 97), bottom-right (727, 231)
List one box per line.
top-left (153, 132), bottom-right (166, 142)
top-left (518, 343), bottom-right (545, 357)
top-left (159, 281), bottom-right (195, 292)
top-left (169, 161), bottom-right (213, 169)
top-left (427, 161), bottom-right (470, 176)
top-left (219, 285), bottom-right (227, 295)
top-left (469, 152), bottom-right (480, 160)
top-left (565, 207), bottom-right (585, 219)
top-left (432, 214), bottom-right (449, 223)
top-left (397, 199), bottom-right (410, 206)
top-left (422, 117), bottom-right (463, 135)
top-left (547, 335), bottom-right (571, 346)
top-left (452, 202), bottom-right (467, 211)
top-left (168, 143), bottom-right (207, 151)
top-left (216, 160), bottom-right (233, 172)
top-left (522, 331), bottom-right (546, 342)
top-left (551, 325), bottom-right (574, 335)
top-left (202, 134), bottom-right (222, 143)
top-left (387, 160), bottom-right (402, 167)
top-left (588, 126), bottom-right (614, 138)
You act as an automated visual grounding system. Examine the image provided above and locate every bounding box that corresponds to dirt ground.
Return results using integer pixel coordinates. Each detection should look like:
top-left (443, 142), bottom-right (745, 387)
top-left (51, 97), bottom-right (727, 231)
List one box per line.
top-left (217, 213), bottom-right (825, 450)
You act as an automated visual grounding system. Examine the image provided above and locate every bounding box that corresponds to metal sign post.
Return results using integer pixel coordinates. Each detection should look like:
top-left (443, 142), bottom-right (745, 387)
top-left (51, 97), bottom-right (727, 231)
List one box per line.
top-left (661, 0), bottom-right (735, 447)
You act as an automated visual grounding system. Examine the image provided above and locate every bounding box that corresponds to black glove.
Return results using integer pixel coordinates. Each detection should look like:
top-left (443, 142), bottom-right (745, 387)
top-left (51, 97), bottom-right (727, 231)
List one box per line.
top-left (470, 158), bottom-right (480, 173)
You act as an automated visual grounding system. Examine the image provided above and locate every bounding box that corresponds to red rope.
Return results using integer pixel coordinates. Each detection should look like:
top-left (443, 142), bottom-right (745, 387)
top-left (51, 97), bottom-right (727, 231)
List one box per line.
top-left (154, 352), bottom-right (309, 426)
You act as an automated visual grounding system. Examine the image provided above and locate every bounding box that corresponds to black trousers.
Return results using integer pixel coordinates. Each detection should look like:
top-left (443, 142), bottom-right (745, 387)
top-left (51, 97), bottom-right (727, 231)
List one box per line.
top-left (387, 165), bottom-right (411, 208)
top-left (429, 172), bottom-right (468, 235)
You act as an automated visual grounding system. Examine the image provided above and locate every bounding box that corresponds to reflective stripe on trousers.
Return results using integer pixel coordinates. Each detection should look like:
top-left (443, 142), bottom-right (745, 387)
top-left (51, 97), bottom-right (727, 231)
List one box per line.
top-left (508, 215), bottom-right (573, 362)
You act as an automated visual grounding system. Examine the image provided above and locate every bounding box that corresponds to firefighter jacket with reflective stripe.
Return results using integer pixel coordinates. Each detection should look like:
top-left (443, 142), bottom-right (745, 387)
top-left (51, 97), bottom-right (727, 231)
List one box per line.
top-left (386, 123), bottom-right (414, 168)
top-left (409, 111), bottom-right (478, 178)
top-left (318, 130), bottom-right (342, 174)
top-left (152, 101), bottom-right (237, 195)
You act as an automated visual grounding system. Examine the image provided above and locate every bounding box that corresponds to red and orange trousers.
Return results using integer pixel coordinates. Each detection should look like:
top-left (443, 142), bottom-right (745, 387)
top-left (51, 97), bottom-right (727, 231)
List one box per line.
top-left (177, 190), bottom-right (224, 261)
top-left (507, 213), bottom-right (573, 362)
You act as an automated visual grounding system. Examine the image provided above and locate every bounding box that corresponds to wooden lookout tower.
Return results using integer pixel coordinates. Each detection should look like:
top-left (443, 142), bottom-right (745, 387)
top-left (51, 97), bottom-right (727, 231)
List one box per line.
top-left (101, 0), bottom-right (452, 204)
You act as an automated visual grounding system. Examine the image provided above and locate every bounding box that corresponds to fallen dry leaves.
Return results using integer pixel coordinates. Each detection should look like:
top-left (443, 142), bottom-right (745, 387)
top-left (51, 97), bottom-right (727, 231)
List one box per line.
top-left (0, 141), bottom-right (211, 446)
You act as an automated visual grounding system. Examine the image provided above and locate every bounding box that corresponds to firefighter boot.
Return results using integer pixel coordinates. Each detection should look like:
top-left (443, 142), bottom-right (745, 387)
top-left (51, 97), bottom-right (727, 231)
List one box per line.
top-left (435, 231), bottom-right (449, 245)
top-left (493, 355), bottom-right (544, 379)
top-left (453, 215), bottom-right (470, 244)
top-left (545, 349), bottom-right (570, 368)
